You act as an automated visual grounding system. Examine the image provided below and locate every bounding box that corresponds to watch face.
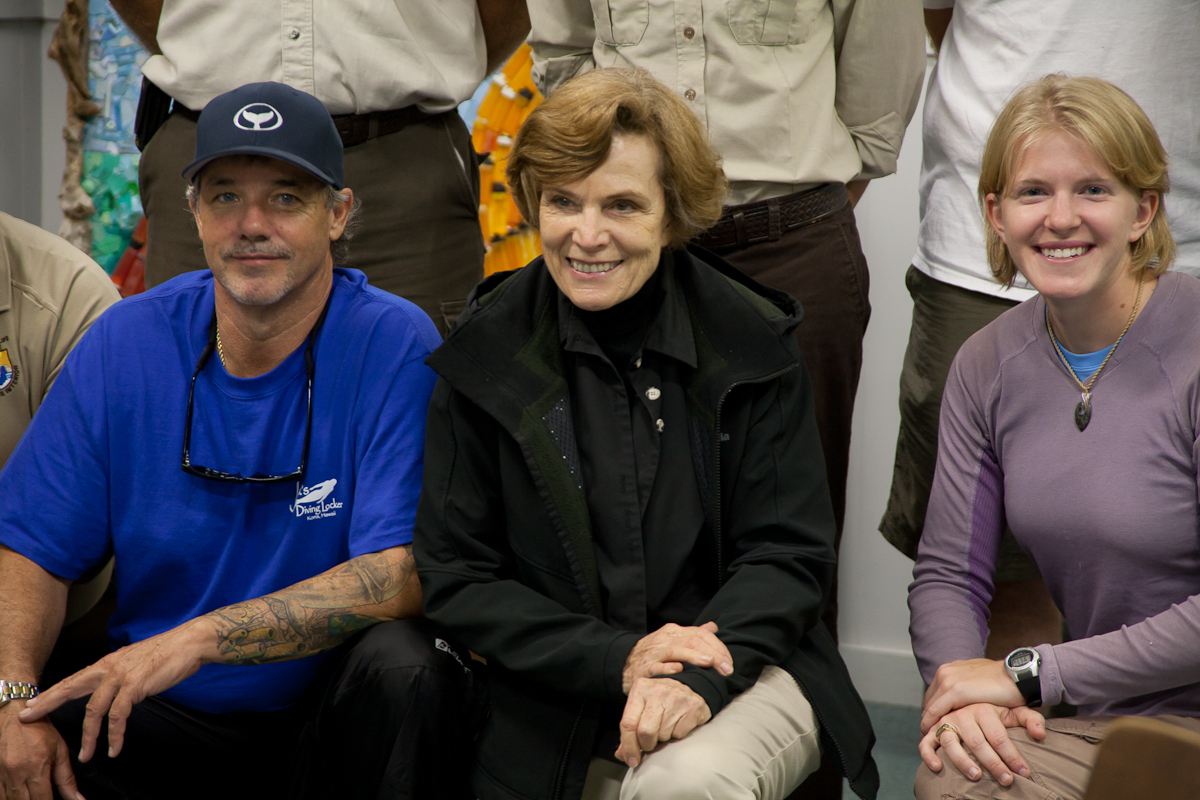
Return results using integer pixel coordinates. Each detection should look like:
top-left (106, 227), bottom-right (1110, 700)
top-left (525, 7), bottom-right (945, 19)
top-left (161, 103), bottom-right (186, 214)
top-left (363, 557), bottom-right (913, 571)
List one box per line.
top-left (1009, 650), bottom-right (1034, 669)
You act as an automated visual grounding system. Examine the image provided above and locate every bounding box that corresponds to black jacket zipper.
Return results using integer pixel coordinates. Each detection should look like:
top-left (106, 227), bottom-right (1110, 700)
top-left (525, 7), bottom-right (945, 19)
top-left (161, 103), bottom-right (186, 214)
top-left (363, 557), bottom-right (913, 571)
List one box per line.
top-left (552, 702), bottom-right (585, 800)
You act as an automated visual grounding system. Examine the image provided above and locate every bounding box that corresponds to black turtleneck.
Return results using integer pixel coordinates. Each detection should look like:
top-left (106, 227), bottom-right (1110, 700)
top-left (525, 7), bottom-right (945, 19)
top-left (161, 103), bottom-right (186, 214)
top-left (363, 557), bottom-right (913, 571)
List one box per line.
top-left (574, 262), bottom-right (665, 372)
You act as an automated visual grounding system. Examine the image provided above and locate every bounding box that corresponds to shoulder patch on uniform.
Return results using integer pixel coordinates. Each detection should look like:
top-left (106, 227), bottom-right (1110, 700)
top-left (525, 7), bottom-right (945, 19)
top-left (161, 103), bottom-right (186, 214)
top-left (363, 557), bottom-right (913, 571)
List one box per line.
top-left (0, 349), bottom-right (18, 394)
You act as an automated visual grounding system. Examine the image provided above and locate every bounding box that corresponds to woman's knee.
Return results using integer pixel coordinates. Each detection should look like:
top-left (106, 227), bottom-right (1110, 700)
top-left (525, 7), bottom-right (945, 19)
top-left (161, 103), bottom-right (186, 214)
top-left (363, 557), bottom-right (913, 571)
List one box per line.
top-left (622, 743), bottom-right (748, 800)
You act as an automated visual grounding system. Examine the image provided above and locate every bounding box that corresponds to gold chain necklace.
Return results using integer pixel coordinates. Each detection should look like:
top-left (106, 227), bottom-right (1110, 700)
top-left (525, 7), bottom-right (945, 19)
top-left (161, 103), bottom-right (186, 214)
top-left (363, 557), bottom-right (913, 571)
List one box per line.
top-left (1045, 275), bottom-right (1143, 432)
top-left (216, 323), bottom-right (228, 368)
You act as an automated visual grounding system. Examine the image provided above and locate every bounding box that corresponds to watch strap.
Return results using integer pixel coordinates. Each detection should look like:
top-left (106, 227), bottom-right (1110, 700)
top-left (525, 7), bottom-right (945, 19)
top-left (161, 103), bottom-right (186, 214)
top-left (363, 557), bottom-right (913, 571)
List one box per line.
top-left (1014, 675), bottom-right (1042, 707)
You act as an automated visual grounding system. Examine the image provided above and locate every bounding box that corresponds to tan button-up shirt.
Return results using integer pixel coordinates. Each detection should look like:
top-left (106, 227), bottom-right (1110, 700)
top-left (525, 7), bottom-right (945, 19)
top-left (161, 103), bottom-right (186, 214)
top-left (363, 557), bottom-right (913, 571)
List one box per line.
top-left (142, 0), bottom-right (488, 114)
top-left (0, 212), bottom-right (119, 468)
top-left (528, 0), bottom-right (925, 204)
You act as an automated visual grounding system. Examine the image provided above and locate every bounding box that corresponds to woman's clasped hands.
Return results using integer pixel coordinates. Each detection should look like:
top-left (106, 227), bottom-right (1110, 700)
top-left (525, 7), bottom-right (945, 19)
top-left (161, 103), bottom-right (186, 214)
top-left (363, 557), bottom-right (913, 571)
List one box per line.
top-left (918, 658), bottom-right (1046, 787)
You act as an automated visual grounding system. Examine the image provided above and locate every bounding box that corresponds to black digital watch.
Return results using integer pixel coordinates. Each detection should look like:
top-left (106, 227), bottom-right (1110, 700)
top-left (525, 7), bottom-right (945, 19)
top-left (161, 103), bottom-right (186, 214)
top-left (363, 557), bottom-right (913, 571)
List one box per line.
top-left (1003, 647), bottom-right (1042, 707)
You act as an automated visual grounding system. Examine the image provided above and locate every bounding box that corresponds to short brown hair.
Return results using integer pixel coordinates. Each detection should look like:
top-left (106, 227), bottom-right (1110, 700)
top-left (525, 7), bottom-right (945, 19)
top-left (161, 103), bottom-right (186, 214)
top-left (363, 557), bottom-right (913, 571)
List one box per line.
top-left (507, 68), bottom-right (727, 249)
top-left (979, 74), bottom-right (1175, 286)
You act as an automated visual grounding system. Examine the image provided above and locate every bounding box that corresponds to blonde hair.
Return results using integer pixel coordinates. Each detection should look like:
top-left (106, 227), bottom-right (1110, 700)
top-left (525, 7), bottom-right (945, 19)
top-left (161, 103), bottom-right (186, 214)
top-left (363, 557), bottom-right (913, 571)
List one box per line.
top-left (507, 68), bottom-right (727, 249)
top-left (979, 74), bottom-right (1174, 286)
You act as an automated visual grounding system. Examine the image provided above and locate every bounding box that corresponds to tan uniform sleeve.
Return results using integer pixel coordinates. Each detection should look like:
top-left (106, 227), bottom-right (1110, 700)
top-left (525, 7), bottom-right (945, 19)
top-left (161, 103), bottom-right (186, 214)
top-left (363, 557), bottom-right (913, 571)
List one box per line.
top-left (0, 212), bottom-right (119, 469)
top-left (527, 0), bottom-right (598, 96)
top-left (37, 258), bottom-right (120, 403)
top-left (831, 0), bottom-right (926, 180)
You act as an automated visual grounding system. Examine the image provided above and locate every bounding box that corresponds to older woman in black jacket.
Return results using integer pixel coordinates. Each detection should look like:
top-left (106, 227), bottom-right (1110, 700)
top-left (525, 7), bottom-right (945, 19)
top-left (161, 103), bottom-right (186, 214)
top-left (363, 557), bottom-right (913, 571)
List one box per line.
top-left (414, 68), bottom-right (876, 800)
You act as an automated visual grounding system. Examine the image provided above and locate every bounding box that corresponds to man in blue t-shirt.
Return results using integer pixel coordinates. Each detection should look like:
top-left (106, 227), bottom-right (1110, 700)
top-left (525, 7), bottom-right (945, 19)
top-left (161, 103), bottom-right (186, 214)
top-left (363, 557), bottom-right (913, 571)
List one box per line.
top-left (0, 83), bottom-right (480, 800)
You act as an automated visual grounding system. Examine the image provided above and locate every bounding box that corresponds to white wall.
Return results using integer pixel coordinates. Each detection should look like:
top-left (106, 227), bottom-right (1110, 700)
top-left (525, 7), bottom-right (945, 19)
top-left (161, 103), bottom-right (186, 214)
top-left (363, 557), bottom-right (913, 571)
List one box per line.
top-left (0, 0), bottom-right (67, 231)
top-left (836, 58), bottom-right (934, 708)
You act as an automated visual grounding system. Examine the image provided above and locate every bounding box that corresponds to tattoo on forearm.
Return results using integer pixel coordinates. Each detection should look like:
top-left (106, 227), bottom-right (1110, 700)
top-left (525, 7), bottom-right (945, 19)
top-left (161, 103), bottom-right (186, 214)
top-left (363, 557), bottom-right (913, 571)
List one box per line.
top-left (205, 546), bottom-right (414, 665)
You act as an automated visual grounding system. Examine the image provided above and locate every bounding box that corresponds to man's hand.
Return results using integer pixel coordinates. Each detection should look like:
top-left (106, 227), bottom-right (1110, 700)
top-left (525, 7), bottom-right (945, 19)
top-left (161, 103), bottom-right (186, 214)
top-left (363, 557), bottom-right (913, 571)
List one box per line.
top-left (918, 703), bottom-right (1045, 787)
top-left (19, 619), bottom-right (211, 762)
top-left (921, 658), bottom-right (1025, 733)
top-left (1, 705), bottom-right (83, 800)
top-left (615, 678), bottom-right (711, 768)
top-left (622, 622), bottom-right (733, 693)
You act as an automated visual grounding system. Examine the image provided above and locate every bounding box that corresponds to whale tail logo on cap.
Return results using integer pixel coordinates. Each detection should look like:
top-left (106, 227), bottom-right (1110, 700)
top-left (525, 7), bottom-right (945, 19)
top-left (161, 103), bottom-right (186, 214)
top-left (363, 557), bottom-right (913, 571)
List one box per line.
top-left (234, 103), bottom-right (283, 131)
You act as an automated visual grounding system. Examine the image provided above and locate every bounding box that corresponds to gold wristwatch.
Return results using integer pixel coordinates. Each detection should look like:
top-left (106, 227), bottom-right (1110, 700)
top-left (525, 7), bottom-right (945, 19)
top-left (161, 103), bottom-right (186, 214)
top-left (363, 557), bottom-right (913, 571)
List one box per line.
top-left (0, 680), bottom-right (39, 708)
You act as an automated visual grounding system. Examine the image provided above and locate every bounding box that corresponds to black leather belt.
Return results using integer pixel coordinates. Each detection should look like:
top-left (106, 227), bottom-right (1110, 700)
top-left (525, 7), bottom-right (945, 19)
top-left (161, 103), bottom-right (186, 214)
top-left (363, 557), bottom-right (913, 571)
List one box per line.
top-left (695, 183), bottom-right (848, 249)
top-left (171, 101), bottom-right (432, 148)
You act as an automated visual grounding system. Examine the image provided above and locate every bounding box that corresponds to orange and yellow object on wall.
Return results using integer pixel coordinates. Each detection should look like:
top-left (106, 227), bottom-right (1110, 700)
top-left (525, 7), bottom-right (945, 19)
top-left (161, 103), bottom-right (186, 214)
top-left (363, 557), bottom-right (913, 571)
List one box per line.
top-left (472, 44), bottom-right (544, 277)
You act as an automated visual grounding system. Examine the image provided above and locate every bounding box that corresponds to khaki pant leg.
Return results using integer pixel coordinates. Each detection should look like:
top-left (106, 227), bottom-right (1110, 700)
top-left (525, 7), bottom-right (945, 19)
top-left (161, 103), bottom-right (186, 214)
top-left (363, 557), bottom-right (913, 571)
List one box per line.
top-left (618, 666), bottom-right (822, 800)
top-left (914, 715), bottom-right (1200, 800)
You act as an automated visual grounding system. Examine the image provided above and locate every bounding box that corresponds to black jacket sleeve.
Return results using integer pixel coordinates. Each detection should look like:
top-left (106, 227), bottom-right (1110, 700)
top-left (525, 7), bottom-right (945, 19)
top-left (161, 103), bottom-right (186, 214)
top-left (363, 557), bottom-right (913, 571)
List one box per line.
top-left (414, 379), bottom-right (639, 702)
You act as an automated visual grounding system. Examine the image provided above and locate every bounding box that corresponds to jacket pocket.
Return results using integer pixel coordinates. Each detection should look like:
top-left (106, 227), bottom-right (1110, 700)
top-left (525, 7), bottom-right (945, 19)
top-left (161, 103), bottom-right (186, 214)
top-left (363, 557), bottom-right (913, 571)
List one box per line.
top-left (591, 0), bottom-right (649, 45)
top-left (726, 0), bottom-right (821, 45)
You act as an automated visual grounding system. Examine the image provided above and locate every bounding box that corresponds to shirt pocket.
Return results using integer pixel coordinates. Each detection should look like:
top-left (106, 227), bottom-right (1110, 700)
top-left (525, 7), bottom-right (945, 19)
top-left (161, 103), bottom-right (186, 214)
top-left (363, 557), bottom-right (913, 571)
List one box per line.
top-left (726, 0), bottom-right (822, 45)
top-left (591, 0), bottom-right (649, 46)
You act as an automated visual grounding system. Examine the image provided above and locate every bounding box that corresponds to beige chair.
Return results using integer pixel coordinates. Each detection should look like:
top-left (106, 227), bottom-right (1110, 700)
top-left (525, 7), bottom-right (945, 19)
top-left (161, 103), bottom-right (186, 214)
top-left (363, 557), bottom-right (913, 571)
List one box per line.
top-left (1083, 716), bottom-right (1200, 800)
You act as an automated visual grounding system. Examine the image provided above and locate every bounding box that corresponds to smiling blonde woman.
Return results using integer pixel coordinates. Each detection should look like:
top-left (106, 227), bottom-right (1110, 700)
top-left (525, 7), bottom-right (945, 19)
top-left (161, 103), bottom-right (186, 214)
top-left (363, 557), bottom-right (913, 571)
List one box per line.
top-left (909, 75), bottom-right (1200, 800)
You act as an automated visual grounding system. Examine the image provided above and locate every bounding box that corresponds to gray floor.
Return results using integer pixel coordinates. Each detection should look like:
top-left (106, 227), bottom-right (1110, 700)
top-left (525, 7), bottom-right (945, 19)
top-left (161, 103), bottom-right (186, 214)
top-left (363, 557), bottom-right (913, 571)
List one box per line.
top-left (842, 702), bottom-right (923, 799)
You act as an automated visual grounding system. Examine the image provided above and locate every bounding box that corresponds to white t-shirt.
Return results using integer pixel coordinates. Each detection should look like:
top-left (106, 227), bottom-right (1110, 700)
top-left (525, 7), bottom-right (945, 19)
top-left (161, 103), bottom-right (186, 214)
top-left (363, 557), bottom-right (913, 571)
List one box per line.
top-left (916, 0), bottom-right (1200, 300)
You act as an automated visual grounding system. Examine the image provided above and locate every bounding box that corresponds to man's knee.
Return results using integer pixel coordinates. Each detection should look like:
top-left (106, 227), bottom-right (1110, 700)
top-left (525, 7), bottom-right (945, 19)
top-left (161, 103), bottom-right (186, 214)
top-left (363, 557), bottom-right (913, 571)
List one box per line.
top-left (341, 618), bottom-right (470, 678)
top-left (324, 618), bottom-right (480, 723)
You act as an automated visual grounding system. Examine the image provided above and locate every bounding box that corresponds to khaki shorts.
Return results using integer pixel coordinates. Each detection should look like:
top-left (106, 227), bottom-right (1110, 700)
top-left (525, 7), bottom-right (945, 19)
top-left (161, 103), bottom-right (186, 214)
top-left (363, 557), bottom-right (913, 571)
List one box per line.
top-left (879, 267), bottom-right (1039, 582)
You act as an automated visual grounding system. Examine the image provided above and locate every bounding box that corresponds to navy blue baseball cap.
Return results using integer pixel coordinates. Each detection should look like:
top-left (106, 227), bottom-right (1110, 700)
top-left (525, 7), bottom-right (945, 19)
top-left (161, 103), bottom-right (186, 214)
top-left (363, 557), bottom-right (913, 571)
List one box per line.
top-left (182, 82), bottom-right (344, 188)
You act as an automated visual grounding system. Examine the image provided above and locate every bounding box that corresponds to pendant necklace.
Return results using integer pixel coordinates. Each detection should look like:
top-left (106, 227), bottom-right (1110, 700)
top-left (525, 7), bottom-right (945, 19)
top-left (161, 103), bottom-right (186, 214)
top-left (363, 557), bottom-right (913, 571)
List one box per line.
top-left (1045, 275), bottom-right (1143, 432)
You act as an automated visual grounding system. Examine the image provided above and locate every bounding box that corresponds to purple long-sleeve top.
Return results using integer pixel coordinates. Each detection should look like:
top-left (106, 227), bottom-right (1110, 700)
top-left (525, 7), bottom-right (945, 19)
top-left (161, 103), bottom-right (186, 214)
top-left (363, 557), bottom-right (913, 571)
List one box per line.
top-left (910, 271), bottom-right (1200, 717)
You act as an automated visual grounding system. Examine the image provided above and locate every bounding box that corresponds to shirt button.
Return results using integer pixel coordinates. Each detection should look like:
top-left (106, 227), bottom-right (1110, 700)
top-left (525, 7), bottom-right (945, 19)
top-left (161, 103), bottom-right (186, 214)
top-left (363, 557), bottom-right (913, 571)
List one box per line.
top-left (289, 28), bottom-right (301, 39)
top-left (684, 26), bottom-right (695, 39)
top-left (646, 387), bottom-right (661, 401)
top-left (684, 88), bottom-right (696, 101)
top-left (656, 419), bottom-right (665, 433)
